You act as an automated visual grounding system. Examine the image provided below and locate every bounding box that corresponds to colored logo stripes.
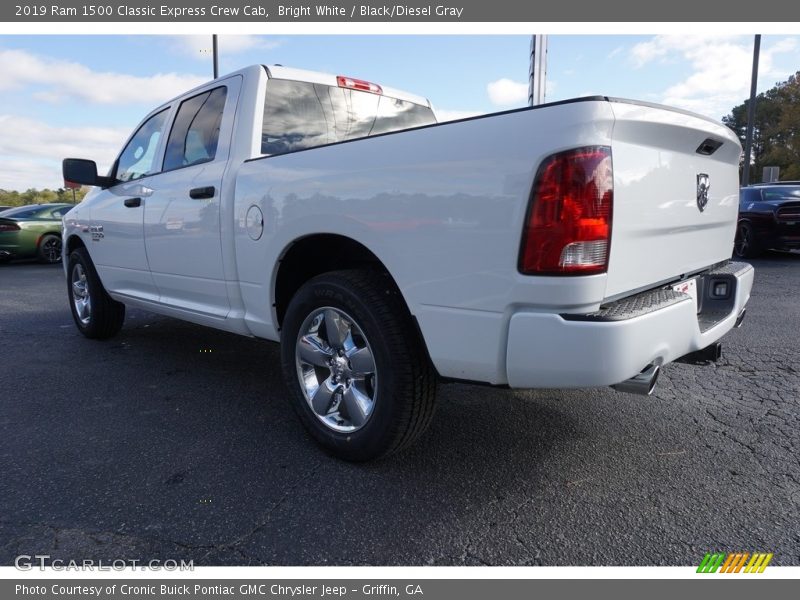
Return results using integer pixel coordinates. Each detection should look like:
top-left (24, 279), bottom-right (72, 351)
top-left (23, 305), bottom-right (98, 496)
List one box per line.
top-left (697, 552), bottom-right (773, 573)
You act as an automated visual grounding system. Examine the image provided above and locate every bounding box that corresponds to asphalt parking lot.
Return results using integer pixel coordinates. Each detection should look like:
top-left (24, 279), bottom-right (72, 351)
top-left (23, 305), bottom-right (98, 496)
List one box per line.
top-left (1, 254), bottom-right (798, 566)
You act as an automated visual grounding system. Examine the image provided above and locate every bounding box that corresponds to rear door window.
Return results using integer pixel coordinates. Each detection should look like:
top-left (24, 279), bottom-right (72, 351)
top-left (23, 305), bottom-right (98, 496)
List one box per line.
top-left (1, 206), bottom-right (42, 219)
top-left (164, 87), bottom-right (228, 172)
top-left (2, 205), bottom-right (52, 219)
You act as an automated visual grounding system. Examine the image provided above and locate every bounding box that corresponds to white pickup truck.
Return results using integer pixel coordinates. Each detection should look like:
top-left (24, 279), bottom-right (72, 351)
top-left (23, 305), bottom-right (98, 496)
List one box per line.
top-left (62, 64), bottom-right (753, 461)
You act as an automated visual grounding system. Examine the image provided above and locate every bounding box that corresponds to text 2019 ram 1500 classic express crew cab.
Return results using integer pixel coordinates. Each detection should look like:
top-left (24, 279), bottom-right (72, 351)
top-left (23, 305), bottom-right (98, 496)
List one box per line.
top-left (62, 65), bottom-right (753, 461)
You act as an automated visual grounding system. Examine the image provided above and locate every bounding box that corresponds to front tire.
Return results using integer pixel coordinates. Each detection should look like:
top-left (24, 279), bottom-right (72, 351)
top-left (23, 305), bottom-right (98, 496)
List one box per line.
top-left (67, 247), bottom-right (125, 339)
top-left (280, 269), bottom-right (437, 461)
top-left (37, 234), bottom-right (62, 264)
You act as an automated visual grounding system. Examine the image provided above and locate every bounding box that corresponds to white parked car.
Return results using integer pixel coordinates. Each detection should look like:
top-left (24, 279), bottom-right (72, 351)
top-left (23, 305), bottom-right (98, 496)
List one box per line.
top-left (62, 65), bottom-right (753, 460)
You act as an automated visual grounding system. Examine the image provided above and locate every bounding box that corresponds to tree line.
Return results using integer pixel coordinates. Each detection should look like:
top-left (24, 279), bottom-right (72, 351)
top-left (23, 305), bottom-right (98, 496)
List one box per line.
top-left (723, 70), bottom-right (800, 181)
top-left (0, 187), bottom-right (88, 208)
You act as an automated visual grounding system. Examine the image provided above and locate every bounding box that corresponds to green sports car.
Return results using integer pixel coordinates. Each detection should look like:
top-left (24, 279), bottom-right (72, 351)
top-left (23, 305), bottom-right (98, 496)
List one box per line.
top-left (0, 203), bottom-right (74, 264)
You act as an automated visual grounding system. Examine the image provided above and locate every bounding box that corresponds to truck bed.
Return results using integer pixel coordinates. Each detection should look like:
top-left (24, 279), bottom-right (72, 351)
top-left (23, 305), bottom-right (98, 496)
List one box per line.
top-left (233, 96), bottom-right (742, 383)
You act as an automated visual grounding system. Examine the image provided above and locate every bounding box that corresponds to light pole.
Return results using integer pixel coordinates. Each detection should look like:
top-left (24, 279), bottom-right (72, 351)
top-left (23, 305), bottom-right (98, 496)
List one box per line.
top-left (212, 34), bottom-right (219, 79)
top-left (742, 34), bottom-right (761, 187)
top-left (528, 35), bottom-right (548, 106)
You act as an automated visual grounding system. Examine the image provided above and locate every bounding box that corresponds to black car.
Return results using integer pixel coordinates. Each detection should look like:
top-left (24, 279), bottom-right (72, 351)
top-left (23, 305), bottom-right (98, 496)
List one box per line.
top-left (735, 182), bottom-right (800, 258)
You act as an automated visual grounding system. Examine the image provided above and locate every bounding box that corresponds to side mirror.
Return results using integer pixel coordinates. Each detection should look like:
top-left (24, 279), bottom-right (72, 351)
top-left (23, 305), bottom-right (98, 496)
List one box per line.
top-left (62, 158), bottom-right (114, 188)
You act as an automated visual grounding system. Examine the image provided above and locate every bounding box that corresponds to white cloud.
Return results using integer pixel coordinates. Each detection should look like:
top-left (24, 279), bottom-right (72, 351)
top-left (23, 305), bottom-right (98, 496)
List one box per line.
top-left (0, 48), bottom-right (206, 105)
top-left (628, 36), bottom-right (799, 119)
top-left (435, 109), bottom-right (483, 122)
top-left (769, 37), bottom-right (798, 54)
top-left (0, 115), bottom-right (130, 190)
top-left (0, 159), bottom-right (63, 192)
top-left (607, 46), bottom-right (624, 60)
top-left (171, 35), bottom-right (282, 60)
top-left (487, 78), bottom-right (529, 107)
top-left (629, 36), bottom-right (738, 69)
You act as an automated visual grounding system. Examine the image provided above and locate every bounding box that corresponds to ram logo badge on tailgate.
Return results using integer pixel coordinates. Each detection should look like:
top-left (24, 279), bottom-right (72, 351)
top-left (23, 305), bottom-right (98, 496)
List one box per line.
top-left (697, 173), bottom-right (710, 212)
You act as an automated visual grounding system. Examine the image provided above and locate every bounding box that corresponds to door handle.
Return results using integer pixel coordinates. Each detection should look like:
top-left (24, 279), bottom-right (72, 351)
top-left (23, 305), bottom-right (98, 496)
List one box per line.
top-left (123, 197), bottom-right (142, 208)
top-left (189, 186), bottom-right (216, 200)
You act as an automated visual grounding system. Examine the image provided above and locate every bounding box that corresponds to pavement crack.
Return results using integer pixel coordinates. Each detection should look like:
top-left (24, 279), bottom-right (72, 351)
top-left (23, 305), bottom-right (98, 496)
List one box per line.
top-left (196, 461), bottom-right (323, 562)
top-left (0, 518), bottom-right (218, 555)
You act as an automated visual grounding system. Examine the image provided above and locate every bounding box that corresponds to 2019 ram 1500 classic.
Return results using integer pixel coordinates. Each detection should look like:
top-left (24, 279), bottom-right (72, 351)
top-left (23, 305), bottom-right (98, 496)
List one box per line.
top-left (62, 64), bottom-right (753, 461)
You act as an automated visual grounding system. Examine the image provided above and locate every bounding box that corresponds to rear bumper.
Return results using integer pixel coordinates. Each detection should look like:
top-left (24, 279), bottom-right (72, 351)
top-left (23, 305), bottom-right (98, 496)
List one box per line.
top-left (0, 243), bottom-right (21, 259)
top-left (771, 235), bottom-right (800, 250)
top-left (505, 262), bottom-right (754, 388)
top-left (752, 220), bottom-right (800, 249)
top-left (0, 231), bottom-right (36, 258)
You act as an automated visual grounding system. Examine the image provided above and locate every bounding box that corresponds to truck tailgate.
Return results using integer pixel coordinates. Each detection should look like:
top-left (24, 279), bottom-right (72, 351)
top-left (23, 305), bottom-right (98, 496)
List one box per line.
top-left (606, 100), bottom-right (742, 299)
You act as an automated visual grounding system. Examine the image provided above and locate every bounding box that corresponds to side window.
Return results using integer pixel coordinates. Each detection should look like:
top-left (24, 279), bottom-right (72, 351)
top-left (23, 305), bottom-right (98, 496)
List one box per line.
top-left (163, 87), bottom-right (227, 172)
top-left (51, 207), bottom-right (70, 218)
top-left (115, 109), bottom-right (169, 183)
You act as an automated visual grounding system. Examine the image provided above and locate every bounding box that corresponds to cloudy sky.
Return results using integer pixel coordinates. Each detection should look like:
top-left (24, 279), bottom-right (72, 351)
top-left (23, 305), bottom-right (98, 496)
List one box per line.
top-left (1, 34), bottom-right (798, 190)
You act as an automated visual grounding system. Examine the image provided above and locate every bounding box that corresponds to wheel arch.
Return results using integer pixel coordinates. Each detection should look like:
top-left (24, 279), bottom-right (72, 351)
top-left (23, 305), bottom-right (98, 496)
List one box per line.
top-left (273, 234), bottom-right (408, 328)
top-left (36, 230), bottom-right (62, 248)
top-left (65, 234), bottom-right (87, 256)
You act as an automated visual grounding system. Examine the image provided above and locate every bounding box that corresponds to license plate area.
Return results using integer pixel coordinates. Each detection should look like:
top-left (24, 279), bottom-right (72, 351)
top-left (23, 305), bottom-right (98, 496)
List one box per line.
top-left (672, 278), bottom-right (699, 312)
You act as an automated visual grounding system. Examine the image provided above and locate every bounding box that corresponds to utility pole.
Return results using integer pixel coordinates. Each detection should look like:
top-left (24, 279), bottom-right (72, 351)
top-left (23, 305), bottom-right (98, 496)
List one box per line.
top-left (212, 34), bottom-right (219, 79)
top-left (742, 34), bottom-right (761, 187)
top-left (528, 35), bottom-right (548, 106)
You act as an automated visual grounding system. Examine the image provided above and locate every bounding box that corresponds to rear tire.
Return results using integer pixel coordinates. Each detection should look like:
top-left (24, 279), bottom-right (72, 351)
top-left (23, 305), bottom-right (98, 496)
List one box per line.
top-left (67, 247), bottom-right (125, 339)
top-left (733, 221), bottom-right (761, 259)
top-left (280, 269), bottom-right (437, 461)
top-left (37, 234), bottom-right (62, 264)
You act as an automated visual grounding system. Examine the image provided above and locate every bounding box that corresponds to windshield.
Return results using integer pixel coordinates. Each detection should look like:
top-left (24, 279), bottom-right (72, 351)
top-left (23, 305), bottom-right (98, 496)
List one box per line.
top-left (762, 187), bottom-right (800, 201)
top-left (261, 78), bottom-right (436, 155)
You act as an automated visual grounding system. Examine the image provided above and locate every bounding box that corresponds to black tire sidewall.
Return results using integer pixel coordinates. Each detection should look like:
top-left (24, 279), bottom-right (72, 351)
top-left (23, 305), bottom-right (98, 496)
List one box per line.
top-left (67, 247), bottom-right (124, 339)
top-left (734, 222), bottom-right (760, 258)
top-left (67, 249), bottom-right (93, 334)
top-left (280, 274), bottom-right (408, 461)
top-left (38, 234), bottom-right (62, 264)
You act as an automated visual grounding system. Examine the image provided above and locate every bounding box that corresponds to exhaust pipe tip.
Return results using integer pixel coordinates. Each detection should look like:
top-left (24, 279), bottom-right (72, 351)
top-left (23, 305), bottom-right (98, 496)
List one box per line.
top-left (645, 365), bottom-right (660, 395)
top-left (611, 363), bottom-right (660, 396)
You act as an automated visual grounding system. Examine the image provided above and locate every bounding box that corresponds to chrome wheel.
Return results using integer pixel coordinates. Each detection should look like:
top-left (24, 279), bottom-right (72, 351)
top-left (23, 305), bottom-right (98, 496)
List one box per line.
top-left (71, 263), bottom-right (91, 325)
top-left (41, 236), bottom-right (62, 263)
top-left (295, 307), bottom-right (377, 433)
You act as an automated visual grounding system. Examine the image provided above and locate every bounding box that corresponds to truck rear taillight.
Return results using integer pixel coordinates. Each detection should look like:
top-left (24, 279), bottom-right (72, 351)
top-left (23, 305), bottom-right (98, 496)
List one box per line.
top-left (337, 75), bottom-right (382, 95)
top-left (0, 222), bottom-right (20, 232)
top-left (519, 146), bottom-right (613, 275)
